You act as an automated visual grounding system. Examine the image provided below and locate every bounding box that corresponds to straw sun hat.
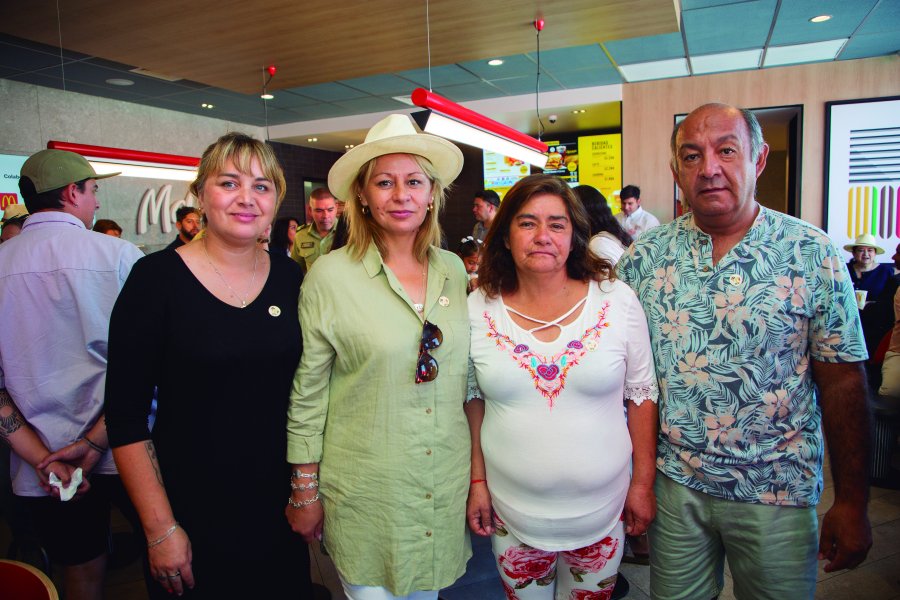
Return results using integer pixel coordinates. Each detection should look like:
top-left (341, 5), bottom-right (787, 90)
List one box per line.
top-left (1, 204), bottom-right (29, 222)
top-left (843, 233), bottom-right (885, 255)
top-left (327, 114), bottom-right (463, 202)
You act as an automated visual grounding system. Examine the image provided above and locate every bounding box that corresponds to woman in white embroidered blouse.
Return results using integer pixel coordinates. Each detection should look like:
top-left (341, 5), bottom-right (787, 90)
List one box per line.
top-left (465, 174), bottom-right (658, 599)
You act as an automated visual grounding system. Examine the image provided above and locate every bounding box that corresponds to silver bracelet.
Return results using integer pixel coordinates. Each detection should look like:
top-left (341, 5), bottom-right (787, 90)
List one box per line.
top-left (287, 492), bottom-right (320, 509)
top-left (147, 523), bottom-right (179, 549)
top-left (291, 470), bottom-right (318, 480)
top-left (290, 478), bottom-right (319, 491)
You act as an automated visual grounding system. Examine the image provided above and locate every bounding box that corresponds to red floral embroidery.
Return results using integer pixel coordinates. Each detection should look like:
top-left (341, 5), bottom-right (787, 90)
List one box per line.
top-left (484, 302), bottom-right (610, 408)
top-left (563, 537), bottom-right (619, 572)
top-left (499, 544), bottom-right (555, 586)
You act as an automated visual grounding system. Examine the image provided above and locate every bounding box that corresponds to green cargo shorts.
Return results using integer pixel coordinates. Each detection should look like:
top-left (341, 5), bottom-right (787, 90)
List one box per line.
top-left (649, 475), bottom-right (818, 600)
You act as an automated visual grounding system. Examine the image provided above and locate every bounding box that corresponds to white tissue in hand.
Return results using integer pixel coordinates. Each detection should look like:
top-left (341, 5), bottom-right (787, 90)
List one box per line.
top-left (48, 468), bottom-right (83, 501)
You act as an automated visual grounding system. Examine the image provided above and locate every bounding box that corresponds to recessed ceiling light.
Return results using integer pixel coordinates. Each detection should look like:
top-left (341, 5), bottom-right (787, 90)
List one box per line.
top-left (344, 144), bottom-right (355, 149)
top-left (307, 138), bottom-right (318, 143)
top-left (488, 59), bottom-right (504, 66)
top-left (571, 109), bottom-right (586, 114)
top-left (810, 15), bottom-right (832, 23)
top-left (201, 103), bottom-right (214, 109)
top-left (261, 93), bottom-right (274, 100)
top-left (105, 78), bottom-right (134, 86)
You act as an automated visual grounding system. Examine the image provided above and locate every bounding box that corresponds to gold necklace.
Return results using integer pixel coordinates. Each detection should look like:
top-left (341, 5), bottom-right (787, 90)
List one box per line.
top-left (413, 262), bottom-right (427, 315)
top-left (203, 238), bottom-right (259, 308)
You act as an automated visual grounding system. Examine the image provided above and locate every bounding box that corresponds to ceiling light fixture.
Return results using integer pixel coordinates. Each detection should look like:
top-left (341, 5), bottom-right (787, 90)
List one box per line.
top-left (262, 65), bottom-right (276, 140)
top-left (764, 38), bottom-right (847, 67)
top-left (344, 144), bottom-right (355, 149)
top-left (488, 59), bottom-right (504, 66)
top-left (307, 138), bottom-right (318, 142)
top-left (409, 1), bottom-right (547, 168)
top-left (411, 88), bottom-right (549, 168)
top-left (46, 141), bottom-right (199, 181)
top-left (201, 103), bottom-right (214, 109)
top-left (810, 15), bottom-right (832, 23)
top-left (572, 109), bottom-right (586, 114)
top-left (618, 58), bottom-right (690, 82)
top-left (105, 78), bottom-right (134, 86)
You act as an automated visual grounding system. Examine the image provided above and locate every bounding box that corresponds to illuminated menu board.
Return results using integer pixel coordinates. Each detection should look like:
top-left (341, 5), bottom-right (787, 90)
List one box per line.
top-left (483, 150), bottom-right (530, 195)
top-left (543, 140), bottom-right (579, 184)
top-left (480, 132), bottom-right (621, 199)
top-left (577, 134), bottom-right (622, 201)
top-left (0, 154), bottom-right (27, 213)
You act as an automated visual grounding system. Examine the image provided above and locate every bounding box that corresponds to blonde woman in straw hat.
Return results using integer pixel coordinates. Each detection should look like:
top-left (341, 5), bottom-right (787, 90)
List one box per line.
top-left (286, 114), bottom-right (471, 599)
top-left (843, 233), bottom-right (898, 359)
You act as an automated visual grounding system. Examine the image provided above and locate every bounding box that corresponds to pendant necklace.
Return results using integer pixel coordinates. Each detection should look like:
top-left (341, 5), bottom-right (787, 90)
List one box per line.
top-left (413, 262), bottom-right (427, 315)
top-left (203, 238), bottom-right (259, 308)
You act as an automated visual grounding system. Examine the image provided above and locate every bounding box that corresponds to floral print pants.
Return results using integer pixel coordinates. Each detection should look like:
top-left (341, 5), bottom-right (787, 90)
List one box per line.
top-left (491, 512), bottom-right (625, 600)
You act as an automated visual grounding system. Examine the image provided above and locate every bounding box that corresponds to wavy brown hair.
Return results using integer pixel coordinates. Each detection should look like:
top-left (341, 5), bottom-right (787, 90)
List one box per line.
top-left (478, 174), bottom-right (613, 299)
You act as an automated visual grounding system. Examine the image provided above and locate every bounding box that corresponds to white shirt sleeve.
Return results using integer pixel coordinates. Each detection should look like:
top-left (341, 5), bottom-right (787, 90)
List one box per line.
top-left (589, 234), bottom-right (626, 266)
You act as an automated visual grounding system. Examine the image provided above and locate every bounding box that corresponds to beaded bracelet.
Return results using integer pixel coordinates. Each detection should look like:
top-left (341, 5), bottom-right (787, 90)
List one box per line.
top-left (82, 436), bottom-right (106, 454)
top-left (290, 478), bottom-right (319, 491)
top-left (287, 492), bottom-right (320, 509)
top-left (147, 523), bottom-right (179, 549)
top-left (291, 470), bottom-right (318, 480)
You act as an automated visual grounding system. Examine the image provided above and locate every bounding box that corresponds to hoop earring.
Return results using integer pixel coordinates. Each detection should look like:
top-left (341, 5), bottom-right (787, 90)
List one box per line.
top-left (361, 205), bottom-right (370, 216)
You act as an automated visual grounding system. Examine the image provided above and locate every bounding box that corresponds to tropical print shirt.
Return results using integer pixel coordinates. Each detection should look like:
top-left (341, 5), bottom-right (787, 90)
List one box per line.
top-left (618, 207), bottom-right (867, 507)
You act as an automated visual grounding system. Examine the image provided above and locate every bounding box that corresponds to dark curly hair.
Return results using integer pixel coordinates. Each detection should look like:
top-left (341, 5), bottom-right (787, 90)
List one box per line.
top-left (478, 174), bottom-right (612, 299)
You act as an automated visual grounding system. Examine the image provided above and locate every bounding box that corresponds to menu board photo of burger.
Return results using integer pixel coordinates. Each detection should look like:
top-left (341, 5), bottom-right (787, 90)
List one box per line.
top-left (542, 140), bottom-right (578, 184)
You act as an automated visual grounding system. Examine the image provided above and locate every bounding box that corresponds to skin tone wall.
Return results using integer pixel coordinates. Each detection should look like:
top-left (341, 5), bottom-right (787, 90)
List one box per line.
top-left (622, 55), bottom-right (900, 227)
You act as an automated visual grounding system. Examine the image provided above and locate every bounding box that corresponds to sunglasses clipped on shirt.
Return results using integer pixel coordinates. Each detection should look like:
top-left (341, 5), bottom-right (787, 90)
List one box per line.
top-left (415, 320), bottom-right (443, 384)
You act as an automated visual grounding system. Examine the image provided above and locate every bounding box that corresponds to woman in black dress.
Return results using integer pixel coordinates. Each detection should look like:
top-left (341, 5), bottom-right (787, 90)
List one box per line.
top-left (105, 133), bottom-right (311, 598)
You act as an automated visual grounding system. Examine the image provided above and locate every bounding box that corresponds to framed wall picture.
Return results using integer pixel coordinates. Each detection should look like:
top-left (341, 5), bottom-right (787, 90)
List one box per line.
top-left (824, 96), bottom-right (900, 253)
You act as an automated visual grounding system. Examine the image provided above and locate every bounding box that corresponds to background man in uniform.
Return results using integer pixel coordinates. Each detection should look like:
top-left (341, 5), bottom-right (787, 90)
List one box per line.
top-left (615, 184), bottom-right (659, 239)
top-left (0, 149), bottom-right (144, 600)
top-left (618, 103), bottom-right (872, 599)
top-left (291, 187), bottom-right (336, 273)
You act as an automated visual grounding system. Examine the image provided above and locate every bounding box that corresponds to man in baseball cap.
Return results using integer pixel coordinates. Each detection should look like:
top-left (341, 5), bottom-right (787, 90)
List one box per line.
top-left (0, 148), bottom-right (141, 600)
top-left (19, 149), bottom-right (119, 227)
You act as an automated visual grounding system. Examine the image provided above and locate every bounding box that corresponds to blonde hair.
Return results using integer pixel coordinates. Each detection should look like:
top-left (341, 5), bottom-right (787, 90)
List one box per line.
top-left (190, 132), bottom-right (287, 214)
top-left (345, 153), bottom-right (449, 262)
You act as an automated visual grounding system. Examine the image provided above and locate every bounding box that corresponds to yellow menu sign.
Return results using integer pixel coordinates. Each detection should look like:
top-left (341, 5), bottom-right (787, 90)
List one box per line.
top-left (577, 134), bottom-right (621, 202)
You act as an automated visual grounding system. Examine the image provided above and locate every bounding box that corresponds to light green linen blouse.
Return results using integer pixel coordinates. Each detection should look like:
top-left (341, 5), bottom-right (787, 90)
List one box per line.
top-left (287, 242), bottom-right (472, 595)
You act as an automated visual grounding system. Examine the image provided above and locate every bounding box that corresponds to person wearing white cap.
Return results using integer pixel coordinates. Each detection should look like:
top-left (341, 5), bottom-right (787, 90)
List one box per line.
top-left (844, 233), bottom-right (899, 358)
top-left (286, 114), bottom-right (470, 599)
top-left (0, 149), bottom-right (143, 600)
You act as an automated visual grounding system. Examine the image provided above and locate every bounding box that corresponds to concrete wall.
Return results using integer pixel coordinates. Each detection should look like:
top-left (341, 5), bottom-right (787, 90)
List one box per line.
top-left (0, 79), bottom-right (265, 253)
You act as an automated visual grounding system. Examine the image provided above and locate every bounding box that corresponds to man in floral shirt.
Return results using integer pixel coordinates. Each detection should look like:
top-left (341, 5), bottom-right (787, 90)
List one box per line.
top-left (618, 103), bottom-right (872, 599)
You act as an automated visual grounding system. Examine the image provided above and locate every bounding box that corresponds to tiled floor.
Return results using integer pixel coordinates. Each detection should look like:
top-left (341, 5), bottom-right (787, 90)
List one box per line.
top-left (2, 456), bottom-right (898, 599)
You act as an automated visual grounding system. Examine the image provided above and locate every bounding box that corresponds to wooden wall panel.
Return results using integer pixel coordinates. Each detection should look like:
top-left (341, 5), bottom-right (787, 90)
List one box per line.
top-left (622, 56), bottom-right (900, 228)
